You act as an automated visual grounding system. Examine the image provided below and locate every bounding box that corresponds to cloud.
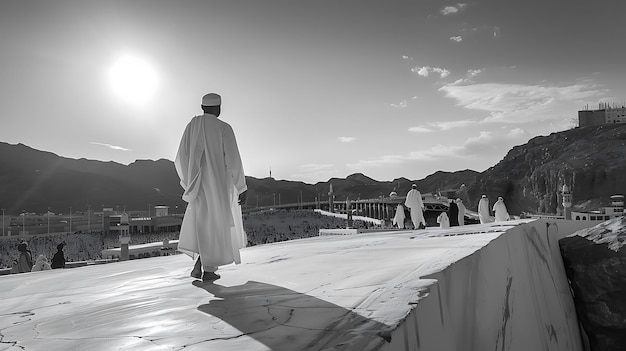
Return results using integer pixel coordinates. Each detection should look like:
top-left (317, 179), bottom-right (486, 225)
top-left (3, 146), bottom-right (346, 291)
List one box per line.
top-left (338, 137), bottom-right (356, 143)
top-left (467, 69), bottom-right (482, 77)
top-left (391, 100), bottom-right (408, 108)
top-left (90, 142), bottom-right (130, 151)
top-left (347, 127), bottom-right (530, 171)
top-left (428, 120), bottom-right (476, 130)
top-left (441, 6), bottom-right (459, 15)
top-left (412, 66), bottom-right (451, 78)
top-left (410, 120), bottom-right (478, 133)
top-left (408, 126), bottom-right (433, 133)
top-left (493, 26), bottom-right (501, 37)
top-left (438, 82), bottom-right (607, 123)
top-left (402, 55), bottom-right (413, 61)
top-left (441, 3), bottom-right (467, 15)
top-left (450, 36), bottom-right (463, 42)
top-left (347, 143), bottom-right (462, 170)
top-left (291, 164), bottom-right (339, 183)
top-left (448, 68), bottom-right (484, 86)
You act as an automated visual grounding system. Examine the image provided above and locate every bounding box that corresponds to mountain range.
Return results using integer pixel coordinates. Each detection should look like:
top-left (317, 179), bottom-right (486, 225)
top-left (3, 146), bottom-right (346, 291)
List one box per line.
top-left (1, 123), bottom-right (624, 215)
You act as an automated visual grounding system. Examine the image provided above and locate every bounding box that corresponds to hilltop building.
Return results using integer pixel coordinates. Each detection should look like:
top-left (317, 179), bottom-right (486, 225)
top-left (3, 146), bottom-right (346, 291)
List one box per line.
top-left (529, 184), bottom-right (624, 222)
top-left (578, 102), bottom-right (626, 127)
top-left (571, 194), bottom-right (624, 222)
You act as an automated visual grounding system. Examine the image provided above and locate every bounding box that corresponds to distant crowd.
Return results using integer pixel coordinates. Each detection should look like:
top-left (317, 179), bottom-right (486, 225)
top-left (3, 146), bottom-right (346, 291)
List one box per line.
top-left (0, 231), bottom-right (180, 270)
top-left (242, 209), bottom-right (369, 245)
top-left (1, 210), bottom-right (367, 271)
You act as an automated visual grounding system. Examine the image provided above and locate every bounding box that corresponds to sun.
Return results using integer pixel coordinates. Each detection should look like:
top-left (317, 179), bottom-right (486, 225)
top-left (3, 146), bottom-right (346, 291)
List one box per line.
top-left (108, 54), bottom-right (158, 105)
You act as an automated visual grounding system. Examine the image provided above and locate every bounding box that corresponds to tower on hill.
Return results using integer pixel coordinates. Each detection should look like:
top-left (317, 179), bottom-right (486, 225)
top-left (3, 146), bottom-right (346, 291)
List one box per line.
top-left (561, 184), bottom-right (572, 220)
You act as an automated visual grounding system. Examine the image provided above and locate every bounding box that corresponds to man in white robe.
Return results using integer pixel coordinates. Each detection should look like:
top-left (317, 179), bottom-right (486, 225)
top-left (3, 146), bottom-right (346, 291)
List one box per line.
top-left (392, 204), bottom-right (406, 229)
top-left (437, 211), bottom-right (450, 228)
top-left (493, 196), bottom-right (510, 222)
top-left (175, 93), bottom-right (247, 281)
top-left (478, 194), bottom-right (491, 224)
top-left (455, 198), bottom-right (466, 226)
top-left (405, 184), bottom-right (426, 229)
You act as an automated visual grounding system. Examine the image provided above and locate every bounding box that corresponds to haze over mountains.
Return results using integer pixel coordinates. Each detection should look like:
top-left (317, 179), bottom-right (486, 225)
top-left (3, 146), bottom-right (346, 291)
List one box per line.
top-left (1, 124), bottom-right (624, 215)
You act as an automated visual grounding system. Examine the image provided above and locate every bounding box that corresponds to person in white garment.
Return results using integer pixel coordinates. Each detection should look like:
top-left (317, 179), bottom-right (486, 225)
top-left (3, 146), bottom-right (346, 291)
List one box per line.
top-left (478, 194), bottom-right (490, 224)
top-left (392, 204), bottom-right (406, 229)
top-left (437, 211), bottom-right (450, 228)
top-left (493, 196), bottom-right (510, 222)
top-left (405, 184), bottom-right (426, 229)
top-left (31, 254), bottom-right (52, 271)
top-left (455, 198), bottom-right (466, 226)
top-left (175, 93), bottom-right (248, 282)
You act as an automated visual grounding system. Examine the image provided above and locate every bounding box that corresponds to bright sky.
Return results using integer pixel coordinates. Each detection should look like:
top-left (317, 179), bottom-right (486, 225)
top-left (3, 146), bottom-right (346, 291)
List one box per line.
top-left (1, 0), bottom-right (625, 184)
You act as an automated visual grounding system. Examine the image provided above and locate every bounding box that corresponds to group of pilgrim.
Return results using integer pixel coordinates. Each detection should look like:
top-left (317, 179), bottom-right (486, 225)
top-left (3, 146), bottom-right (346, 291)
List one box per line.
top-left (392, 186), bottom-right (510, 229)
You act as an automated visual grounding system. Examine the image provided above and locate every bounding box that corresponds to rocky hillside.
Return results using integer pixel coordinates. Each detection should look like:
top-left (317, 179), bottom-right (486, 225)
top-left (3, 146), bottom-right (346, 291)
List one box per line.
top-left (0, 143), bottom-right (185, 215)
top-left (462, 124), bottom-right (626, 215)
top-left (1, 124), bottom-right (624, 216)
top-left (0, 142), bottom-right (477, 215)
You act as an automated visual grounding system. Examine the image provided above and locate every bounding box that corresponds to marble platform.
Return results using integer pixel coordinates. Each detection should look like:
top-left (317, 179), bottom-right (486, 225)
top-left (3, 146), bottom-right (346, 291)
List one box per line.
top-left (0, 219), bottom-right (594, 351)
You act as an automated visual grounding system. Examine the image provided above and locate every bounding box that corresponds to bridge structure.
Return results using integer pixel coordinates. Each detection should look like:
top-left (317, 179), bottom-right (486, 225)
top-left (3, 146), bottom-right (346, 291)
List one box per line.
top-left (243, 193), bottom-right (451, 225)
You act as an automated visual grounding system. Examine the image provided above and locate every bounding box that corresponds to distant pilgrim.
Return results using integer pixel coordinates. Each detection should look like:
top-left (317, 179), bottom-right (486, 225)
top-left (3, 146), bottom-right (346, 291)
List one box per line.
top-left (478, 195), bottom-right (490, 224)
top-left (405, 184), bottom-right (426, 229)
top-left (493, 196), bottom-right (510, 222)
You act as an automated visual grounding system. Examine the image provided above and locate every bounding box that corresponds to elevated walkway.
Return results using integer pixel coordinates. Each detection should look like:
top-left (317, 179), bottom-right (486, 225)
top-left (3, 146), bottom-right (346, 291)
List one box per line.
top-left (0, 219), bottom-right (593, 350)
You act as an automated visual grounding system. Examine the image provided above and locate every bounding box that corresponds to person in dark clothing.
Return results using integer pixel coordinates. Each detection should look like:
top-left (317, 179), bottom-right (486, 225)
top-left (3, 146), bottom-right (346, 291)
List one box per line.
top-left (17, 241), bottom-right (33, 273)
top-left (51, 243), bottom-right (66, 269)
top-left (448, 199), bottom-right (459, 226)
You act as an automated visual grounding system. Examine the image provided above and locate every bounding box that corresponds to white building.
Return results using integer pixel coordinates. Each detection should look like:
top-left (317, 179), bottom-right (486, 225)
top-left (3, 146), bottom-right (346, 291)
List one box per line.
top-left (571, 194), bottom-right (624, 222)
top-left (578, 102), bottom-right (626, 127)
top-left (528, 185), bottom-right (624, 223)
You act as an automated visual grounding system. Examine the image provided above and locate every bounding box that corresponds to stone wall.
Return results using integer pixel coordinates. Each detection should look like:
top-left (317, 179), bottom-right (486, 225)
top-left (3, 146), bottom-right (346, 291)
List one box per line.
top-left (382, 219), bottom-right (593, 351)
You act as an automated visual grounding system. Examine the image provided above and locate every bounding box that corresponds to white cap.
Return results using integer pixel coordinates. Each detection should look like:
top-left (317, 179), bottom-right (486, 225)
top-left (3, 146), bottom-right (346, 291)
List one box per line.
top-left (202, 93), bottom-right (221, 106)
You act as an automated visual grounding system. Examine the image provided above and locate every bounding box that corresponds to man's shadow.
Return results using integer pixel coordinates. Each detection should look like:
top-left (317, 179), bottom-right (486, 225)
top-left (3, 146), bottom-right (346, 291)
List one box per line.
top-left (193, 280), bottom-right (392, 351)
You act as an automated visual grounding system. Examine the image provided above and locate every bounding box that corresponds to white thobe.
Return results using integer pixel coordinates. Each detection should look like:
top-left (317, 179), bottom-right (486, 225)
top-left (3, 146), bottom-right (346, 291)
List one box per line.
top-left (405, 189), bottom-right (425, 228)
top-left (457, 201), bottom-right (466, 226)
top-left (392, 204), bottom-right (406, 229)
top-left (478, 197), bottom-right (490, 224)
top-left (437, 212), bottom-right (450, 228)
top-left (493, 199), bottom-right (510, 222)
top-left (175, 114), bottom-right (247, 269)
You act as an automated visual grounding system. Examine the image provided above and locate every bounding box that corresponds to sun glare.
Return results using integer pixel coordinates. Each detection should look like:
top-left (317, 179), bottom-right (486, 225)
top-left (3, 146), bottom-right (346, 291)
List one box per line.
top-left (108, 55), bottom-right (158, 105)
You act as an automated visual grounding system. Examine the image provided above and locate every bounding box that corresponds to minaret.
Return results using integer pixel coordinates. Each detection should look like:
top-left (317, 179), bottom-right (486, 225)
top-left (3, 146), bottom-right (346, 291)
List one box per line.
top-left (328, 183), bottom-right (335, 213)
top-left (562, 184), bottom-right (572, 220)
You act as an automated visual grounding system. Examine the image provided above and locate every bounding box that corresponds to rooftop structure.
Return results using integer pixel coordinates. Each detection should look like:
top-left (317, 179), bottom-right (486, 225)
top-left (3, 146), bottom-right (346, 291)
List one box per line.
top-left (578, 102), bottom-right (626, 127)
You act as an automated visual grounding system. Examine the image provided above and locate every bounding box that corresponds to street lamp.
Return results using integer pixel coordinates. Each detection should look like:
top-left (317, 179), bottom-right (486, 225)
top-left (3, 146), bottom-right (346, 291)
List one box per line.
top-left (69, 206), bottom-right (72, 233)
top-left (1, 208), bottom-right (4, 236)
top-left (22, 210), bottom-right (25, 235)
top-left (47, 207), bottom-right (51, 234)
top-left (87, 205), bottom-right (91, 232)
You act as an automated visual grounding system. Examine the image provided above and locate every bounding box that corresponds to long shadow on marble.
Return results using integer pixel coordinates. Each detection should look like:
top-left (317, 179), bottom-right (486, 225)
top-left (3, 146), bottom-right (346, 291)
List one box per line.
top-left (193, 280), bottom-right (392, 350)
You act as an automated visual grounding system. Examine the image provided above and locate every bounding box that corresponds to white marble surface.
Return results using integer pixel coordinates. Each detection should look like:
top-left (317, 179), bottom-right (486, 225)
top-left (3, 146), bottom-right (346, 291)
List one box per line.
top-left (0, 219), bottom-right (593, 351)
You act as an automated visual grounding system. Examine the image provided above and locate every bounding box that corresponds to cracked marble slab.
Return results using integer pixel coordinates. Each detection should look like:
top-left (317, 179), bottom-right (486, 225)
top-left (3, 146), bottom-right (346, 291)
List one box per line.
top-left (0, 219), bottom-right (592, 350)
